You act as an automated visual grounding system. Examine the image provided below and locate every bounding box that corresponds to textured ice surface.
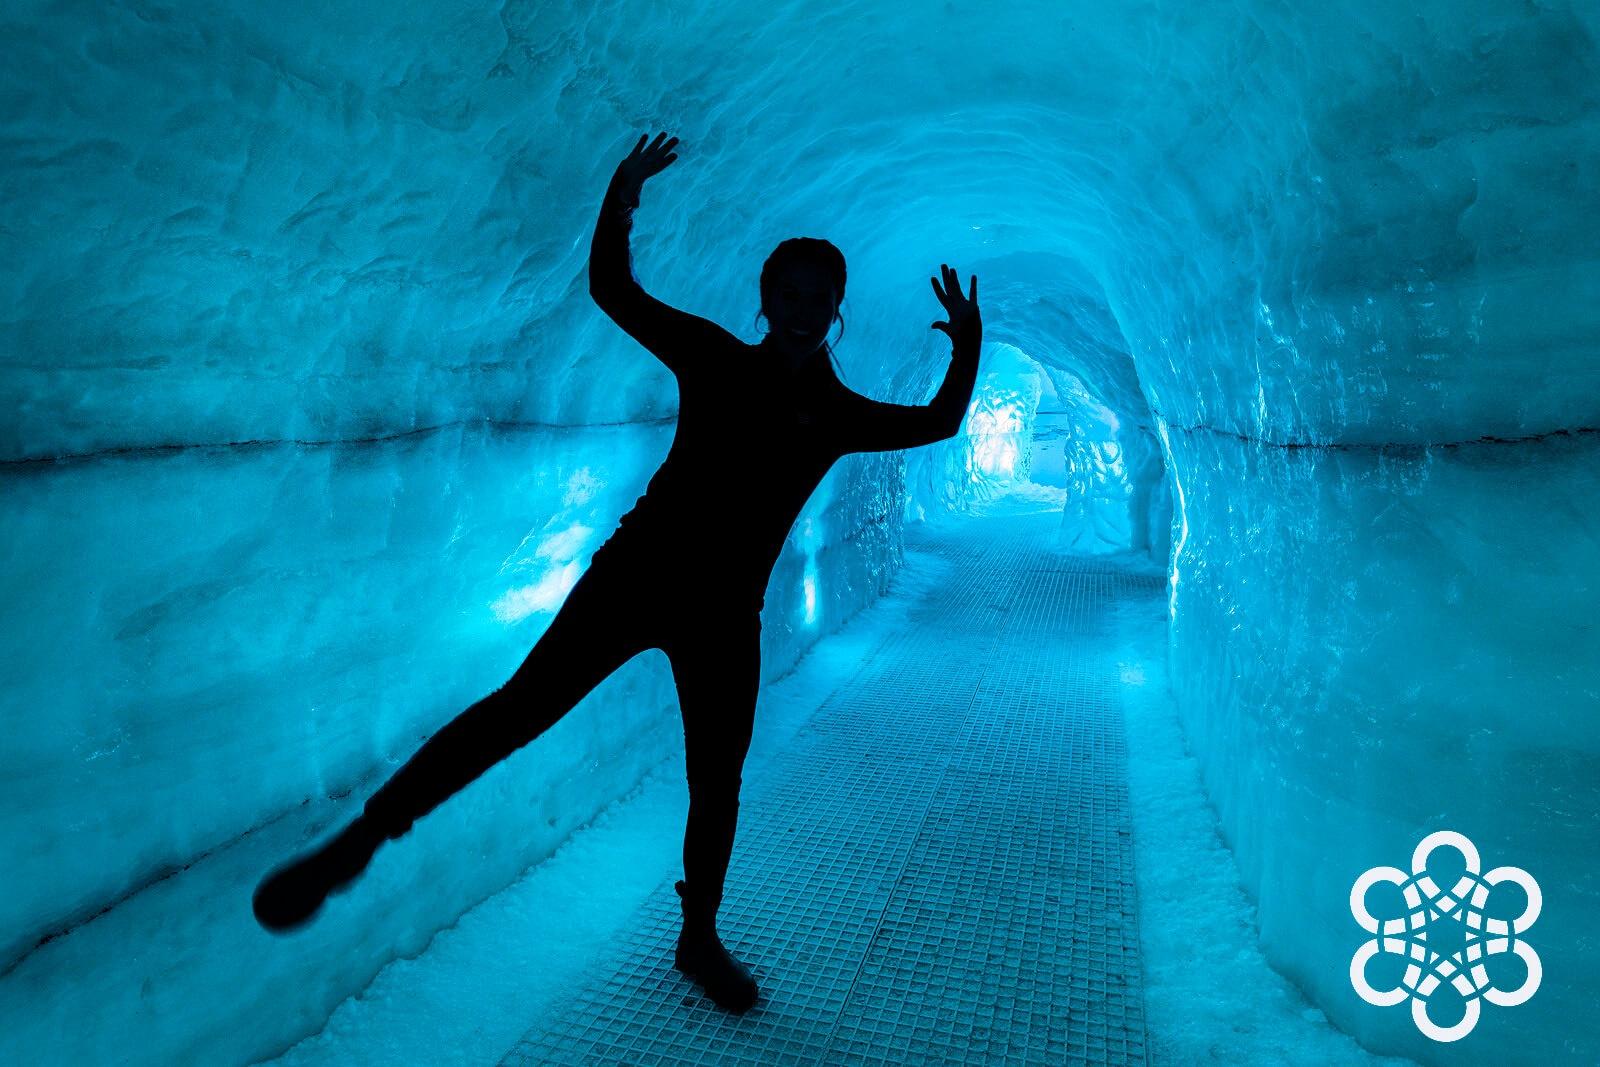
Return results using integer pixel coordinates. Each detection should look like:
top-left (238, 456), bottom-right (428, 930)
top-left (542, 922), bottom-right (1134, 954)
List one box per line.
top-left (1111, 559), bottom-right (1412, 1067)
top-left (1165, 430), bottom-right (1600, 1063)
top-left (2, 0), bottom-right (1597, 1063)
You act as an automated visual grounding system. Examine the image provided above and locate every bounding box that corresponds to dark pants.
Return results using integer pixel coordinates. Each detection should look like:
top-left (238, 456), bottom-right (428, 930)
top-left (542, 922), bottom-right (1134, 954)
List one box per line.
top-left (362, 538), bottom-right (763, 909)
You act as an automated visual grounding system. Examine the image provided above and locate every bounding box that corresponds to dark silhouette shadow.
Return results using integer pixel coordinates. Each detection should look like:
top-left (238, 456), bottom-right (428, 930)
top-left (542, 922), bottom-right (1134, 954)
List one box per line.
top-left (252, 131), bottom-right (983, 1014)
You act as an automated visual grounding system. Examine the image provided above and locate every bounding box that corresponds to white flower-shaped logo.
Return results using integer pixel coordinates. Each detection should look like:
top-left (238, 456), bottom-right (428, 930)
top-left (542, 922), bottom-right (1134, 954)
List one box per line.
top-left (1350, 830), bottom-right (1541, 1042)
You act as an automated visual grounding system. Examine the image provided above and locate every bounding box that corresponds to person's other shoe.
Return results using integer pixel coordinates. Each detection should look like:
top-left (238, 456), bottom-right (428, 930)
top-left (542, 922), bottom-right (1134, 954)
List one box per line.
top-left (673, 879), bottom-right (759, 1013)
top-left (253, 816), bottom-right (385, 933)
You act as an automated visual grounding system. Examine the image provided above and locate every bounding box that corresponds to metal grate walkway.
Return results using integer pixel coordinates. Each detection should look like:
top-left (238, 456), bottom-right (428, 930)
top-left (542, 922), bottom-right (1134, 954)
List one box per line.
top-left (501, 510), bottom-right (1154, 1065)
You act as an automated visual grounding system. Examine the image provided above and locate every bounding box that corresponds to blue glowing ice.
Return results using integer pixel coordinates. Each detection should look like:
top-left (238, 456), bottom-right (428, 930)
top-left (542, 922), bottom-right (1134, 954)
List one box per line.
top-left (1, 1), bottom-right (1595, 1064)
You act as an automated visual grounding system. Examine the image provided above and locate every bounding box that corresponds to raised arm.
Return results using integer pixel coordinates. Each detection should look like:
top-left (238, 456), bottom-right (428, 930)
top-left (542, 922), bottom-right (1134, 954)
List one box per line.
top-left (588, 131), bottom-right (736, 375)
top-left (841, 265), bottom-right (983, 453)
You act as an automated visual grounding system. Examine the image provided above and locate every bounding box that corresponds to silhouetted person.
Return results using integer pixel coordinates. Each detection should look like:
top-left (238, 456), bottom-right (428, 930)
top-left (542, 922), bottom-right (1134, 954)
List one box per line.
top-left (252, 131), bottom-right (984, 1015)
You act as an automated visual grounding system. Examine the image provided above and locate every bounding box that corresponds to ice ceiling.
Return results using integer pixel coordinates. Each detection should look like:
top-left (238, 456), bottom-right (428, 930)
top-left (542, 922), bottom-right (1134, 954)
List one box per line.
top-left (2, 1), bottom-right (1596, 1064)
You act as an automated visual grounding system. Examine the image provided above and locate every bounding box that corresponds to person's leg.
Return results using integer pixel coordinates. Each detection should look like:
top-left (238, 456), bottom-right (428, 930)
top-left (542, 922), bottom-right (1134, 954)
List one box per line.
top-left (669, 609), bottom-right (763, 906)
top-left (359, 554), bottom-right (654, 839)
top-left (254, 549), bottom-right (656, 932)
top-left (663, 607), bottom-right (764, 1011)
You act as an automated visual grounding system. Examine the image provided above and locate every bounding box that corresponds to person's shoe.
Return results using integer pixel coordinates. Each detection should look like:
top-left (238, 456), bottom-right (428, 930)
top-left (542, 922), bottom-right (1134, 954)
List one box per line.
top-left (673, 879), bottom-right (759, 1013)
top-left (253, 816), bottom-right (385, 933)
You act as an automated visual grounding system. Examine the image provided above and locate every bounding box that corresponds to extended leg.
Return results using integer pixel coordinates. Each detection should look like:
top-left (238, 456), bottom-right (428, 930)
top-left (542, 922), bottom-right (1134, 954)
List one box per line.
top-left (254, 553), bottom-right (654, 932)
top-left (360, 559), bottom-right (652, 838)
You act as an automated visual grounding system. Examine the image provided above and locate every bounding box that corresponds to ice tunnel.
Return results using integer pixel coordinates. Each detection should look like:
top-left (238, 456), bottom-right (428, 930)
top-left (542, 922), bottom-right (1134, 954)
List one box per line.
top-left (2, 1), bottom-right (1597, 1064)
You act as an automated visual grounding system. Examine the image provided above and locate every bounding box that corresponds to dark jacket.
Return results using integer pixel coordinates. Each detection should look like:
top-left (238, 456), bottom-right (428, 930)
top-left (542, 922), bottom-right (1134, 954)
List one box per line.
top-left (587, 175), bottom-right (983, 606)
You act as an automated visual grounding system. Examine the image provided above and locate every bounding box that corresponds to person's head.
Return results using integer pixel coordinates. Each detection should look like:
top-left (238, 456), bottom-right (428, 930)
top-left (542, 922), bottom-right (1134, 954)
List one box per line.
top-left (754, 238), bottom-right (847, 370)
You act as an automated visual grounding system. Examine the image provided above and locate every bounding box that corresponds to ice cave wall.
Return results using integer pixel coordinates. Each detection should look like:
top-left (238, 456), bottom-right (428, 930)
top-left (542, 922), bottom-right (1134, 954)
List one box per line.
top-left (2, 1), bottom-right (1596, 1063)
top-left (1100, 6), bottom-right (1600, 1063)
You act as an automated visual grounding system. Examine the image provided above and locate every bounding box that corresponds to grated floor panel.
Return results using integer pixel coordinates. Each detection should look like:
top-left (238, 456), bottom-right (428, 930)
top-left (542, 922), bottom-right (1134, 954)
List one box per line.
top-left (500, 510), bottom-right (1155, 1065)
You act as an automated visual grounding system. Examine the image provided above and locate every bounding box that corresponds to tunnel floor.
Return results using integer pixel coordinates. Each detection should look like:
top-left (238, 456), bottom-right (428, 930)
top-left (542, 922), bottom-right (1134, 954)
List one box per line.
top-left (501, 507), bottom-right (1156, 1065)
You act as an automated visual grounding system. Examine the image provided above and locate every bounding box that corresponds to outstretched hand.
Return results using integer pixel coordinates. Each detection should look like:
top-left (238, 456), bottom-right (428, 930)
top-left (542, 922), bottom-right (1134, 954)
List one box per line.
top-left (934, 265), bottom-right (979, 347)
top-left (931, 263), bottom-right (981, 343)
top-left (612, 131), bottom-right (679, 206)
